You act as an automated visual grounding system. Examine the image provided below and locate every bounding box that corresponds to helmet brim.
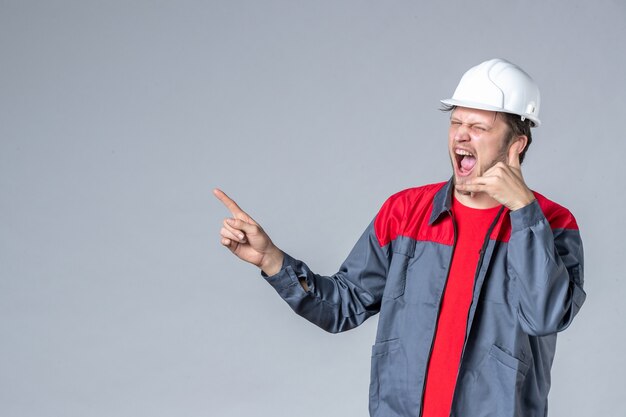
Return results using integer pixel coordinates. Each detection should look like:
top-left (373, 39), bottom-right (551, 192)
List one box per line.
top-left (440, 98), bottom-right (541, 127)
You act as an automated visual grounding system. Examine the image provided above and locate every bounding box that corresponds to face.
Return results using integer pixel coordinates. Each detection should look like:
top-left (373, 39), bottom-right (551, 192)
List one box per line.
top-left (448, 107), bottom-right (512, 187)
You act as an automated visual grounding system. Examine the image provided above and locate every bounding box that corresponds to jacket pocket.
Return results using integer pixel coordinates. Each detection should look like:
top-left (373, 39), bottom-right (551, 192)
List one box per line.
top-left (455, 345), bottom-right (530, 417)
top-left (470, 345), bottom-right (529, 417)
top-left (383, 238), bottom-right (416, 300)
top-left (489, 345), bottom-right (529, 376)
top-left (369, 338), bottom-right (410, 417)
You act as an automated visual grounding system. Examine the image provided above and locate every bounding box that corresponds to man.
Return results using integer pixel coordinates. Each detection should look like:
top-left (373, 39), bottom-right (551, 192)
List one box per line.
top-left (214, 58), bottom-right (585, 417)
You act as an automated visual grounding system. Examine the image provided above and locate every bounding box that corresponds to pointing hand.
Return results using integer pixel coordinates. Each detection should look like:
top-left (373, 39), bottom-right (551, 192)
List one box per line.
top-left (213, 188), bottom-right (284, 276)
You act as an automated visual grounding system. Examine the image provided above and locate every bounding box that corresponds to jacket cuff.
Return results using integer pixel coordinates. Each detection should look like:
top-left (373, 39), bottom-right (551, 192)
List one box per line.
top-left (510, 199), bottom-right (545, 232)
top-left (261, 252), bottom-right (304, 293)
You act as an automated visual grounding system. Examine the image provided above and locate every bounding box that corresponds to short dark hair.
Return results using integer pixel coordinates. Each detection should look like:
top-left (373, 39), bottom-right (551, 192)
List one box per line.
top-left (441, 104), bottom-right (533, 163)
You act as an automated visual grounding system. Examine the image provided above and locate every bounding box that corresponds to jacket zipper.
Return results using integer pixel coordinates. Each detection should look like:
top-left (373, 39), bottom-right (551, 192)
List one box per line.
top-left (447, 206), bottom-right (505, 415)
top-left (418, 209), bottom-right (458, 417)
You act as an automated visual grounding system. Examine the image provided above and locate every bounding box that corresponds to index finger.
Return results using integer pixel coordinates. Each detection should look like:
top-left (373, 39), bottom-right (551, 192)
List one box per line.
top-left (213, 188), bottom-right (247, 217)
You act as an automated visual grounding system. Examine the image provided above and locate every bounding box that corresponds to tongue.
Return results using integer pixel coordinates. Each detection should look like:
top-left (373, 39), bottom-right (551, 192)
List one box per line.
top-left (460, 155), bottom-right (476, 172)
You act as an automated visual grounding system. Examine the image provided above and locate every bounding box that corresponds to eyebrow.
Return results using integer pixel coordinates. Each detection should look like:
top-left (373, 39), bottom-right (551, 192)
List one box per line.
top-left (449, 117), bottom-right (491, 128)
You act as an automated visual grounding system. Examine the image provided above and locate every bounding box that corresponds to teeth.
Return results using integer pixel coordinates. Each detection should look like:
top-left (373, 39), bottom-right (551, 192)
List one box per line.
top-left (455, 149), bottom-right (474, 157)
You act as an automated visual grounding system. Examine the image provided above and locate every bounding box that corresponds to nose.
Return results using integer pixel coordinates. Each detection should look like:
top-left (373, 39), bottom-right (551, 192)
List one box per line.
top-left (453, 124), bottom-right (470, 142)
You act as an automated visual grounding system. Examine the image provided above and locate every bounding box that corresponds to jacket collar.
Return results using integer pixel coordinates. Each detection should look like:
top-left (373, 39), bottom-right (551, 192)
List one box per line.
top-left (429, 177), bottom-right (455, 225)
top-left (429, 177), bottom-right (510, 226)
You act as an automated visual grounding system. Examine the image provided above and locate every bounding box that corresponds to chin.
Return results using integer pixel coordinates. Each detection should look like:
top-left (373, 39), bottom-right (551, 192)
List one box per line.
top-left (453, 170), bottom-right (474, 184)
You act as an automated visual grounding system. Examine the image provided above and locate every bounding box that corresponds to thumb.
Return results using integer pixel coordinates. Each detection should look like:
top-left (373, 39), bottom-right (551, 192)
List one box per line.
top-left (227, 218), bottom-right (259, 235)
top-left (507, 144), bottom-right (521, 169)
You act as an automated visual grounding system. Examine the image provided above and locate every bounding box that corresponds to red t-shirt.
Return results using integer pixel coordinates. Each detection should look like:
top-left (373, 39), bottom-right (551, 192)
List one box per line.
top-left (421, 197), bottom-right (502, 417)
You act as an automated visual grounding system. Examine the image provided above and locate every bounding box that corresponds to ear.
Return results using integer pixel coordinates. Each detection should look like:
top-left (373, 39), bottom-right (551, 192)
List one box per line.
top-left (507, 135), bottom-right (528, 166)
top-left (511, 135), bottom-right (528, 154)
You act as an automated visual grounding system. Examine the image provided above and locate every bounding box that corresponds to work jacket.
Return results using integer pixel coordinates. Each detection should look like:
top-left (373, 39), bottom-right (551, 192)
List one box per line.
top-left (263, 180), bottom-right (585, 417)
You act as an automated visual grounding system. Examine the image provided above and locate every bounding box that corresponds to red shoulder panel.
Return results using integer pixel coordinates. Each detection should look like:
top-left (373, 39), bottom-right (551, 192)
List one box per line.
top-left (374, 185), bottom-right (579, 247)
top-left (491, 191), bottom-right (579, 243)
top-left (533, 192), bottom-right (579, 231)
top-left (374, 182), bottom-right (454, 247)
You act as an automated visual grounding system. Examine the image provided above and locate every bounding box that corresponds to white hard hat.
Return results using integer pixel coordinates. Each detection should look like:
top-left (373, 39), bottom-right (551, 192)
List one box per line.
top-left (441, 58), bottom-right (541, 127)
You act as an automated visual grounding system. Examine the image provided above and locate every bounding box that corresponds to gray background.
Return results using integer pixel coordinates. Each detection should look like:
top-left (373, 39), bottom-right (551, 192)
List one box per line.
top-left (1, 1), bottom-right (624, 416)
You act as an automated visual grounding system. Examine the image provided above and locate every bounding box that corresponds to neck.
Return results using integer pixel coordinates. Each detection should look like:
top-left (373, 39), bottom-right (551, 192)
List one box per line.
top-left (454, 189), bottom-right (501, 209)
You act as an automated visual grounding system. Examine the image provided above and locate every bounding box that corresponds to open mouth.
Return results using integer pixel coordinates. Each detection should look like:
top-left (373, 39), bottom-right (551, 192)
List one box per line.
top-left (455, 149), bottom-right (477, 176)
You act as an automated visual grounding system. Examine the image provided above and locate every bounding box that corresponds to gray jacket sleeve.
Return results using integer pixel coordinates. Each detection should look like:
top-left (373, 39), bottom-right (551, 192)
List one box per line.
top-left (508, 200), bottom-right (586, 336)
top-left (262, 220), bottom-right (389, 333)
